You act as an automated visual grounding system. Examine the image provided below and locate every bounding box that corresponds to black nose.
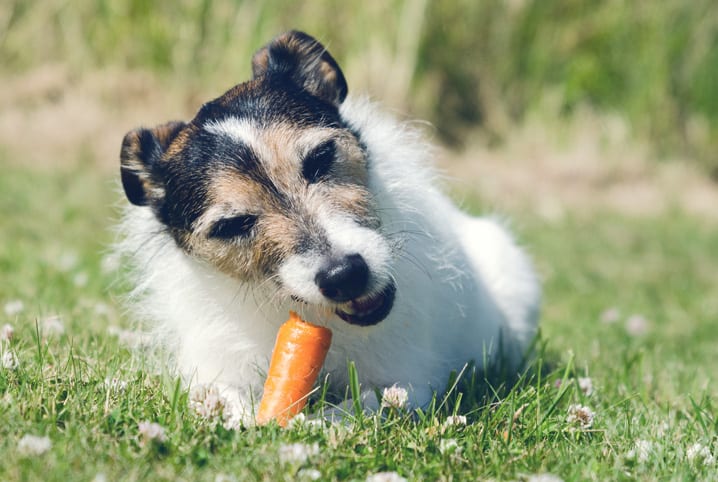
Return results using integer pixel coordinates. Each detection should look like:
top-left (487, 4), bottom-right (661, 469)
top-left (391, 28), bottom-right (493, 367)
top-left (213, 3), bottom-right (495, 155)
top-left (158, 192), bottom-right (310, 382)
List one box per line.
top-left (315, 254), bottom-right (369, 302)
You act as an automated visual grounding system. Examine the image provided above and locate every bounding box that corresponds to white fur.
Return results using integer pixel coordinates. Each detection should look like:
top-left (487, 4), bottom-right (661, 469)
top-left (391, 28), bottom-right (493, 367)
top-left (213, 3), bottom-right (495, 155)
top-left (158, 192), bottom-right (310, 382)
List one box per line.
top-left (204, 117), bottom-right (257, 145)
top-left (278, 209), bottom-right (393, 306)
top-left (118, 95), bottom-right (540, 425)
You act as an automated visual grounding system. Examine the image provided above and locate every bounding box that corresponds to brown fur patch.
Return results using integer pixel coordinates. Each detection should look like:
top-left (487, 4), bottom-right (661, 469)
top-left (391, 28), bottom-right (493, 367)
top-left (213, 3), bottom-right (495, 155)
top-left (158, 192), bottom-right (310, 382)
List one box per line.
top-left (120, 121), bottom-right (186, 171)
top-left (163, 125), bottom-right (193, 159)
top-left (182, 122), bottom-right (376, 283)
top-left (152, 121), bottom-right (186, 150)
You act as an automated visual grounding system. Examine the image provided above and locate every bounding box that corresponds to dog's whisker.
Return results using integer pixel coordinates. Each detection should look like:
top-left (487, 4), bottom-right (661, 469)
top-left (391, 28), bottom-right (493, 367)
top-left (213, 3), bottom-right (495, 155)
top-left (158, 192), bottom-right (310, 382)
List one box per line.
top-left (253, 277), bottom-right (287, 313)
top-left (395, 251), bottom-right (432, 280)
top-left (229, 280), bottom-right (253, 307)
top-left (384, 229), bottom-right (433, 243)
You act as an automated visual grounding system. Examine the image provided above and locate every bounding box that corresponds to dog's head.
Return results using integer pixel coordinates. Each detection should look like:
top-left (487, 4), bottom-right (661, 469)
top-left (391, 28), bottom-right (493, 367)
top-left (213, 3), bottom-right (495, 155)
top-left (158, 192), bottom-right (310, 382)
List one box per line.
top-left (120, 31), bottom-right (395, 326)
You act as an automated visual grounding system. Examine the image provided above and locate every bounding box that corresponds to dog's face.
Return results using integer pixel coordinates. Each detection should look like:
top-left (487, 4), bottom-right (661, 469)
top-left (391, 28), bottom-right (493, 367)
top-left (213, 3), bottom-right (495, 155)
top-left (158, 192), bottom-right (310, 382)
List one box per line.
top-left (120, 31), bottom-right (395, 326)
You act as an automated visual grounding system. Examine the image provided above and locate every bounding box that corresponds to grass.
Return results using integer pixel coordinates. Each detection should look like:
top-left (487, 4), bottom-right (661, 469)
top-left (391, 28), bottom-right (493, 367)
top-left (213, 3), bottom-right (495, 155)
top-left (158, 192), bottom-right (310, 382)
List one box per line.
top-left (2, 0), bottom-right (718, 168)
top-left (1, 161), bottom-right (717, 481)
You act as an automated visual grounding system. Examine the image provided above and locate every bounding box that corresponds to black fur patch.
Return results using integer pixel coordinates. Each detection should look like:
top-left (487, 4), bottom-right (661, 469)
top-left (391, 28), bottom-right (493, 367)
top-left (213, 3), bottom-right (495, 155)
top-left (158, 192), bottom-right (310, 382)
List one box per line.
top-left (302, 139), bottom-right (336, 183)
top-left (252, 30), bottom-right (348, 106)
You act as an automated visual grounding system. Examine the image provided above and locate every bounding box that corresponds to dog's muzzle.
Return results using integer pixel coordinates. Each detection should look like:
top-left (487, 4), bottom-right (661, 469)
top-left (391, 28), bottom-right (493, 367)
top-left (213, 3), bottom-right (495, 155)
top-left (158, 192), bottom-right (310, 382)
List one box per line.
top-left (315, 254), bottom-right (396, 326)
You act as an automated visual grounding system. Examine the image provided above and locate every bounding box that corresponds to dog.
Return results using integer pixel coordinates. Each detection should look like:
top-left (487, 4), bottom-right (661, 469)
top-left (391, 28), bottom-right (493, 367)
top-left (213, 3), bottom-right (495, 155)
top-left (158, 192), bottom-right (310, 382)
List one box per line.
top-left (117, 31), bottom-right (540, 426)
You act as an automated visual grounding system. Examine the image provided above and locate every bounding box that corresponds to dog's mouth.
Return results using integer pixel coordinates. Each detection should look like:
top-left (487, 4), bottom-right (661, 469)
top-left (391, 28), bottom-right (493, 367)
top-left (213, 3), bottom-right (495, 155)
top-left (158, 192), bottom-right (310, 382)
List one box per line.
top-left (334, 282), bottom-right (396, 327)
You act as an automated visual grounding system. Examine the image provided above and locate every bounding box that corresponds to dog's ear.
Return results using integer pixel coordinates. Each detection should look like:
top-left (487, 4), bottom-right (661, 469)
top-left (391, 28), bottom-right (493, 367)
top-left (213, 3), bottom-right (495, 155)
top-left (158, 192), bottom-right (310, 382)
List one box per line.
top-left (120, 121), bottom-right (186, 206)
top-left (252, 30), bottom-right (348, 106)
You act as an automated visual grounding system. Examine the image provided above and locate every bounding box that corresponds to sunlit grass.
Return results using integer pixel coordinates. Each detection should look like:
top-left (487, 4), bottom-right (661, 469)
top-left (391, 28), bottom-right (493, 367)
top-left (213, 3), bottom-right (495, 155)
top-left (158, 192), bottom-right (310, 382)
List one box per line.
top-left (1, 163), bottom-right (716, 480)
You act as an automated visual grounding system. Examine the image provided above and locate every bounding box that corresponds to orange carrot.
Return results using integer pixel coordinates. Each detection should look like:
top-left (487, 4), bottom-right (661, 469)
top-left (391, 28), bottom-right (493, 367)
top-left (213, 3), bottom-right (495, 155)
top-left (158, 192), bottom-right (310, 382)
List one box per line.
top-left (256, 311), bottom-right (332, 426)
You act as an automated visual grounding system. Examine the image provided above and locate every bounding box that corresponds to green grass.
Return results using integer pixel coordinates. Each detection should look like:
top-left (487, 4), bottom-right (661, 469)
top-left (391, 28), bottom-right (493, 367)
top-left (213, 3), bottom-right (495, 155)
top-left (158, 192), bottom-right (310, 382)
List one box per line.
top-left (2, 0), bottom-right (718, 168)
top-left (1, 162), bottom-right (717, 480)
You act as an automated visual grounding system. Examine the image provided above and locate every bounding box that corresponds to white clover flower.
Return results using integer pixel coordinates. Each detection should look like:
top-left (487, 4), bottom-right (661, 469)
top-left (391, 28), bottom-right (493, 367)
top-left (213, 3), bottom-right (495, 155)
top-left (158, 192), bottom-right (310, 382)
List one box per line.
top-left (3, 300), bottom-right (24, 317)
top-left (94, 303), bottom-right (111, 316)
top-left (17, 434), bottom-right (52, 456)
top-left (626, 314), bottom-right (650, 336)
top-left (42, 315), bottom-right (65, 336)
top-left (380, 384), bottom-right (408, 410)
top-left (73, 272), bottom-right (89, 287)
top-left (2, 392), bottom-right (15, 406)
top-left (278, 442), bottom-right (319, 465)
top-left (2, 351), bottom-right (19, 370)
top-left (626, 439), bottom-right (653, 463)
top-left (286, 412), bottom-right (307, 428)
top-left (286, 412), bottom-right (325, 431)
top-left (103, 377), bottom-right (128, 393)
top-left (137, 421), bottom-right (167, 446)
top-left (686, 443), bottom-right (715, 466)
top-left (439, 438), bottom-right (461, 454)
top-left (297, 468), bottom-right (322, 480)
top-left (92, 473), bottom-right (108, 482)
top-left (365, 472), bottom-right (408, 482)
top-left (600, 307), bottom-right (620, 324)
top-left (189, 384), bottom-right (228, 422)
top-left (57, 251), bottom-right (79, 272)
top-left (443, 415), bottom-right (467, 427)
top-left (655, 421), bottom-right (670, 437)
top-left (1, 324), bottom-right (14, 342)
top-left (214, 474), bottom-right (238, 482)
top-left (527, 474), bottom-right (564, 482)
top-left (577, 377), bottom-right (593, 396)
top-left (566, 404), bottom-right (594, 429)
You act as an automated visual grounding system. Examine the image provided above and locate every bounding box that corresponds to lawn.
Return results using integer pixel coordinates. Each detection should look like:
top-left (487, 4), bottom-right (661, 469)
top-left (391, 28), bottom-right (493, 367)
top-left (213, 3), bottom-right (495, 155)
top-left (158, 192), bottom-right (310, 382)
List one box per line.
top-left (1, 161), bottom-right (716, 481)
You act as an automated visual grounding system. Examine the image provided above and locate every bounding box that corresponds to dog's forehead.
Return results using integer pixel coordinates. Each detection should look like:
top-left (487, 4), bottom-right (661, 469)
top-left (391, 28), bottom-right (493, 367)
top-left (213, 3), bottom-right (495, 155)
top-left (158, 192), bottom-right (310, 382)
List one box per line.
top-left (182, 79), bottom-right (346, 172)
top-left (157, 80), bottom-right (352, 231)
top-left (202, 116), bottom-right (356, 215)
top-left (194, 79), bottom-right (342, 128)
top-left (203, 116), bottom-right (334, 162)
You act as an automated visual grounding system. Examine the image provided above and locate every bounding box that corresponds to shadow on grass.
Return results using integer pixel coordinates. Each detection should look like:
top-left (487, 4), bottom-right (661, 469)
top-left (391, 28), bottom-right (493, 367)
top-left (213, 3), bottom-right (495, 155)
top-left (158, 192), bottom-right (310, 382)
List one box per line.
top-left (306, 332), bottom-right (572, 427)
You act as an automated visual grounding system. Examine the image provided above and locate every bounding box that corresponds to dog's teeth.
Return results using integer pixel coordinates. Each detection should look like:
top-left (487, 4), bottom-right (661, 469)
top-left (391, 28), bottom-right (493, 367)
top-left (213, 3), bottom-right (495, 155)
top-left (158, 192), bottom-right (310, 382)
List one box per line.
top-left (336, 292), bottom-right (389, 321)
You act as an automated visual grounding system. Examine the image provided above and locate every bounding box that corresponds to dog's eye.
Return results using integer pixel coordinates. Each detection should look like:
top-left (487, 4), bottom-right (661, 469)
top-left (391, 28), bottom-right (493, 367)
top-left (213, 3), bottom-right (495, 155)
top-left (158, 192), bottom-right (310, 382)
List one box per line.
top-left (208, 215), bottom-right (258, 240)
top-left (302, 140), bottom-right (335, 183)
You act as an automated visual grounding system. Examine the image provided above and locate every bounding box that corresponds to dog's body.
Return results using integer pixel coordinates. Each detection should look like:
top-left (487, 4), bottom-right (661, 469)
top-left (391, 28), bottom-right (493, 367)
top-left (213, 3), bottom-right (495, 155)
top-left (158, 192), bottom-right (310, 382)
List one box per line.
top-left (118, 32), bottom-right (540, 425)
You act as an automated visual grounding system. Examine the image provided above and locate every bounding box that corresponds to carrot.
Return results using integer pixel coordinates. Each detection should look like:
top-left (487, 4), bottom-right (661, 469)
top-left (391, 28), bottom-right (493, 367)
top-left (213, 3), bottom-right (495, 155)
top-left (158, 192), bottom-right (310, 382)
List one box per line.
top-left (256, 311), bottom-right (333, 426)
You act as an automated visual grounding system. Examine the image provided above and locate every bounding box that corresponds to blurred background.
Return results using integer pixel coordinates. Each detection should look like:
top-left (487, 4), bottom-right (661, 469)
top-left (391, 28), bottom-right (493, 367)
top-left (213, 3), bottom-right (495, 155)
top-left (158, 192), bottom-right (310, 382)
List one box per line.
top-left (2, 0), bottom-right (718, 220)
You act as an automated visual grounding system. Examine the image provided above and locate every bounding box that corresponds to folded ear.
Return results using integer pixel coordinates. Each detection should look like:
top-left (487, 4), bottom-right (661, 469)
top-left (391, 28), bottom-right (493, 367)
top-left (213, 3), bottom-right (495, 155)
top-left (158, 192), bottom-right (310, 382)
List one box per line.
top-left (252, 30), bottom-right (348, 106)
top-left (120, 121), bottom-right (186, 206)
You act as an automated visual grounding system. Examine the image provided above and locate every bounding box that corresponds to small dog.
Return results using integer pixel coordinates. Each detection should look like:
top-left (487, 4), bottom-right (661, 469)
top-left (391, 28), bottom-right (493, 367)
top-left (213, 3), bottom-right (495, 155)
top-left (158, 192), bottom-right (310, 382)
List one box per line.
top-left (118, 31), bottom-right (540, 425)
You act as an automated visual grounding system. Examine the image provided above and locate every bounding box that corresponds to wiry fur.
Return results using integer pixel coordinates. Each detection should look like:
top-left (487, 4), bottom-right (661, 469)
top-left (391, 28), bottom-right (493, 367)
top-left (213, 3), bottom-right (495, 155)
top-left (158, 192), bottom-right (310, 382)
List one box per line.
top-left (117, 32), bottom-right (540, 426)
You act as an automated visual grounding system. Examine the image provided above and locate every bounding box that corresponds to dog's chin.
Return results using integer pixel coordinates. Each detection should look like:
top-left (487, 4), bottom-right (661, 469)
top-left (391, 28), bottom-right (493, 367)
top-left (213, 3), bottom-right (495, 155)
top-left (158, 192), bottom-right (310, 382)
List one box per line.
top-left (334, 282), bottom-right (396, 327)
